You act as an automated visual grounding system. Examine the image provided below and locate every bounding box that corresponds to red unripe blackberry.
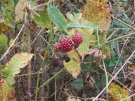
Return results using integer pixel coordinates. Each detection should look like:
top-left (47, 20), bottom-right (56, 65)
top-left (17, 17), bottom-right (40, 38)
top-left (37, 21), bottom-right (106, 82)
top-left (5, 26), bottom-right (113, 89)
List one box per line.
top-left (72, 30), bottom-right (83, 45)
top-left (54, 44), bottom-right (61, 52)
top-left (60, 38), bottom-right (73, 52)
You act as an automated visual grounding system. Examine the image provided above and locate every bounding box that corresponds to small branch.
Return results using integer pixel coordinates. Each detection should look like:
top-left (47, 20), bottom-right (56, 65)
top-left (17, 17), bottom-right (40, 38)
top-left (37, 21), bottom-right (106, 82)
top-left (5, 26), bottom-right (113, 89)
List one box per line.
top-left (111, 14), bottom-right (135, 30)
top-left (93, 49), bottom-right (135, 101)
top-left (37, 68), bottom-right (64, 92)
top-left (0, 25), bottom-right (24, 61)
top-left (35, 23), bottom-right (55, 101)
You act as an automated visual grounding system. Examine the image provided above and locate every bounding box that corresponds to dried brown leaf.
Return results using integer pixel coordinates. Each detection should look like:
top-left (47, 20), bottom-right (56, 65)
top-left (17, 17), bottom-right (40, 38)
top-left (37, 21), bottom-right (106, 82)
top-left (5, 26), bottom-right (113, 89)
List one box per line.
top-left (36, 0), bottom-right (46, 11)
top-left (86, 72), bottom-right (95, 88)
top-left (62, 85), bottom-right (72, 96)
top-left (126, 61), bottom-right (135, 81)
top-left (88, 48), bottom-right (100, 55)
top-left (88, 48), bottom-right (106, 66)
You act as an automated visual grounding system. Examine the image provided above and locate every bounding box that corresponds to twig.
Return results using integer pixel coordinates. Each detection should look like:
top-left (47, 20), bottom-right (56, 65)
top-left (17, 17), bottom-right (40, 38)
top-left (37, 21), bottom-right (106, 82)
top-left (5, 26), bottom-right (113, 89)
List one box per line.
top-left (111, 14), bottom-right (135, 30)
top-left (93, 49), bottom-right (135, 101)
top-left (0, 25), bottom-right (24, 61)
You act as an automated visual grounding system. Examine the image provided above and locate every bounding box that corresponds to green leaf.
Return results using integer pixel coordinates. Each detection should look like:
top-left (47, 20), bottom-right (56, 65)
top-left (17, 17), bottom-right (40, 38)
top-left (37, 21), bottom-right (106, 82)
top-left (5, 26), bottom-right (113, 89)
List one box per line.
top-left (0, 33), bottom-right (8, 49)
top-left (77, 28), bottom-right (93, 58)
top-left (108, 56), bottom-right (122, 67)
top-left (47, 6), bottom-right (68, 32)
top-left (71, 78), bottom-right (83, 90)
top-left (7, 0), bottom-right (14, 9)
top-left (110, 41), bottom-right (117, 56)
top-left (31, 7), bottom-right (50, 28)
top-left (101, 74), bottom-right (106, 87)
top-left (113, 20), bottom-right (128, 28)
top-left (0, 65), bottom-right (5, 69)
top-left (81, 55), bottom-right (93, 71)
top-left (64, 49), bottom-right (81, 78)
top-left (67, 23), bottom-right (98, 29)
top-left (4, 8), bottom-right (15, 28)
top-left (66, 12), bottom-right (82, 23)
top-left (4, 53), bottom-right (34, 85)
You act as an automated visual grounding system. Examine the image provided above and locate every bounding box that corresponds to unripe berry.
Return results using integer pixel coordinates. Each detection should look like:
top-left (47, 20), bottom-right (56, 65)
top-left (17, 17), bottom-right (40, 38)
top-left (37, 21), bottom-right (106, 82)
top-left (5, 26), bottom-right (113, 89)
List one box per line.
top-left (60, 38), bottom-right (73, 52)
top-left (72, 30), bottom-right (83, 45)
top-left (54, 44), bottom-right (61, 52)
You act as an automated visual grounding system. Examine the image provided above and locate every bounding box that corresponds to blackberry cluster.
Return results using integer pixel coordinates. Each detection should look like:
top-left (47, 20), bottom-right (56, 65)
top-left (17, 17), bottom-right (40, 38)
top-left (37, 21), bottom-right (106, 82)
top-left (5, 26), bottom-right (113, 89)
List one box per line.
top-left (54, 30), bottom-right (83, 53)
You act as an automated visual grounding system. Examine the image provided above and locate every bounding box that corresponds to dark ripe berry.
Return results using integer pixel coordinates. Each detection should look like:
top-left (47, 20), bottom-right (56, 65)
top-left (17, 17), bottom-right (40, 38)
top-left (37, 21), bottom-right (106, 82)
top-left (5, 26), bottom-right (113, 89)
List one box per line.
top-left (54, 44), bottom-right (61, 52)
top-left (52, 58), bottom-right (59, 67)
top-left (72, 30), bottom-right (83, 45)
top-left (62, 54), bottom-right (70, 62)
top-left (74, 44), bottom-right (79, 49)
top-left (60, 38), bottom-right (73, 52)
top-left (65, 57), bottom-right (70, 62)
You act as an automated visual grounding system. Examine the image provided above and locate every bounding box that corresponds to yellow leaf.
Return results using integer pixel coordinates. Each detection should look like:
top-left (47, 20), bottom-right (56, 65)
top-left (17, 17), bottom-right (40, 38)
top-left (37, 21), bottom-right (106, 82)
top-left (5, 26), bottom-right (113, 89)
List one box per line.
top-left (0, 23), bottom-right (10, 32)
top-left (64, 49), bottom-right (81, 78)
top-left (0, 79), bottom-right (16, 101)
top-left (108, 83), bottom-right (130, 101)
top-left (82, 0), bottom-right (111, 31)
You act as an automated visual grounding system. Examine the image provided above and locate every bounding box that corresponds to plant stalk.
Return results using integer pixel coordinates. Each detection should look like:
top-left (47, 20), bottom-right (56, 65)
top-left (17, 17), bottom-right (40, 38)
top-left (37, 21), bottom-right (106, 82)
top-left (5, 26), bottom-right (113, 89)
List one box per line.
top-left (35, 23), bottom-right (54, 101)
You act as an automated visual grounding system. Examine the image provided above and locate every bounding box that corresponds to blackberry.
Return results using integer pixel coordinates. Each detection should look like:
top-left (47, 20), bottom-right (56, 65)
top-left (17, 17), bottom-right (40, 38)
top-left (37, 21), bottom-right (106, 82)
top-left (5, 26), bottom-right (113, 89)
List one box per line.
top-left (52, 58), bottom-right (59, 67)
top-left (62, 54), bottom-right (70, 62)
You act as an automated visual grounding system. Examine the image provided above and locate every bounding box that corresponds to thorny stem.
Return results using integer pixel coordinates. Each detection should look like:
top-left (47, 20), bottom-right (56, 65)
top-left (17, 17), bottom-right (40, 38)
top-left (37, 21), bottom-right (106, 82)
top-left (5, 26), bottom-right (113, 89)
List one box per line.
top-left (34, 69), bottom-right (64, 98)
top-left (35, 23), bottom-right (54, 101)
top-left (24, 11), bottom-right (32, 101)
top-left (95, 30), bottom-right (108, 99)
top-left (102, 59), bottom-right (108, 100)
top-left (95, 30), bottom-right (100, 46)
top-left (39, 68), bottom-right (64, 88)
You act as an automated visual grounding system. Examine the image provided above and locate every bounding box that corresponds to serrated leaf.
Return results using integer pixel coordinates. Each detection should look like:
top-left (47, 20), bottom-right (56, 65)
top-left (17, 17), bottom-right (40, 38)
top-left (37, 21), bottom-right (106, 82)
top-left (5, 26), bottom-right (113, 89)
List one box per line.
top-left (108, 83), bottom-right (130, 101)
top-left (77, 29), bottom-right (93, 58)
top-left (31, 7), bottom-right (50, 28)
top-left (0, 33), bottom-right (8, 49)
top-left (82, 0), bottom-right (111, 31)
top-left (64, 49), bottom-right (81, 78)
top-left (4, 53), bottom-right (34, 85)
top-left (0, 79), bottom-right (16, 101)
top-left (47, 6), bottom-right (68, 32)
top-left (81, 55), bottom-right (93, 71)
